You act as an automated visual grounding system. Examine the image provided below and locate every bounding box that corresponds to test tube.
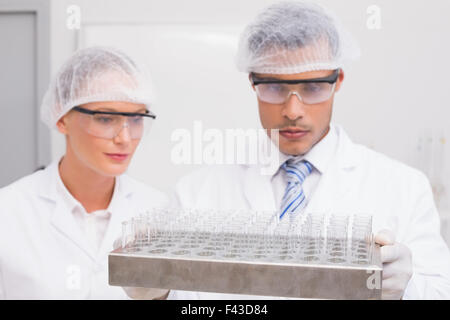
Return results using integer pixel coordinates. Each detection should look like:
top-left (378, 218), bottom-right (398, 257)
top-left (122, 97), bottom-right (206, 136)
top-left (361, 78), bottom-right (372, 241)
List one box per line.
top-left (132, 217), bottom-right (145, 250)
top-left (121, 221), bottom-right (132, 250)
top-left (326, 214), bottom-right (349, 264)
top-left (350, 214), bottom-right (373, 264)
top-left (298, 213), bottom-right (323, 262)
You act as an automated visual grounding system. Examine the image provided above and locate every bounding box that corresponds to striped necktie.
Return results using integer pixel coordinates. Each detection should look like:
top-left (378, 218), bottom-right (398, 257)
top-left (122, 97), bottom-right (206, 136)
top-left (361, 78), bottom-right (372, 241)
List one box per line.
top-left (279, 158), bottom-right (313, 220)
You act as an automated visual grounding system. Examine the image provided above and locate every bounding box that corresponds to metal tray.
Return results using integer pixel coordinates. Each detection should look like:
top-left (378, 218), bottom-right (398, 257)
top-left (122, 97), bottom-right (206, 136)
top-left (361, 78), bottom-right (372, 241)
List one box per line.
top-left (109, 231), bottom-right (382, 299)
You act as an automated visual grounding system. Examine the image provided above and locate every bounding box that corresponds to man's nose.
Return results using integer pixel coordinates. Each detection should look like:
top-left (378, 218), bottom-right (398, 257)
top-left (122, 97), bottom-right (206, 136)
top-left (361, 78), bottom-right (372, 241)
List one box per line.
top-left (282, 91), bottom-right (307, 120)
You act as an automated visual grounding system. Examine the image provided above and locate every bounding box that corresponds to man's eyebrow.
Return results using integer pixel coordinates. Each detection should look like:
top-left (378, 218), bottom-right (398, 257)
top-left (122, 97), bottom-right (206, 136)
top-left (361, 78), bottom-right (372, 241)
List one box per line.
top-left (251, 73), bottom-right (284, 81)
top-left (254, 76), bottom-right (284, 81)
top-left (94, 107), bottom-right (148, 113)
top-left (253, 76), bottom-right (324, 83)
top-left (252, 70), bottom-right (338, 83)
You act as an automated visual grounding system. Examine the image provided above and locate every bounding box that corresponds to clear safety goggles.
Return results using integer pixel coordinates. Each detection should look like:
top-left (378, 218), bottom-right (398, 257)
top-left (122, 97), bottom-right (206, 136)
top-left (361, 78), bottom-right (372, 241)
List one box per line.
top-left (251, 69), bottom-right (339, 105)
top-left (72, 106), bottom-right (156, 140)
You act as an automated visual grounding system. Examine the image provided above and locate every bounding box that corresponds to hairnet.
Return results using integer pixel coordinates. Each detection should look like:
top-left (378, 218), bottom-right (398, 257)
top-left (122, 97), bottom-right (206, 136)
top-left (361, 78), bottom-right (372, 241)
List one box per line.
top-left (236, 1), bottom-right (360, 74)
top-left (40, 46), bottom-right (155, 130)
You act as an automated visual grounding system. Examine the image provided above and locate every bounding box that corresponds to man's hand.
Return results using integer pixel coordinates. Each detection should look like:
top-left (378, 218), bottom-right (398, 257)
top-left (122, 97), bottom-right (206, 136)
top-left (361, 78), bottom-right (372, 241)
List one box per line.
top-left (375, 229), bottom-right (413, 300)
top-left (113, 236), bottom-right (170, 300)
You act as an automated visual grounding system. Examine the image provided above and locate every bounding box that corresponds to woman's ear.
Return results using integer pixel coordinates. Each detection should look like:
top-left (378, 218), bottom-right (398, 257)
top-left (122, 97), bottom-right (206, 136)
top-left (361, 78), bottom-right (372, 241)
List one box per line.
top-left (248, 73), bottom-right (256, 91)
top-left (335, 69), bottom-right (345, 92)
top-left (56, 114), bottom-right (69, 135)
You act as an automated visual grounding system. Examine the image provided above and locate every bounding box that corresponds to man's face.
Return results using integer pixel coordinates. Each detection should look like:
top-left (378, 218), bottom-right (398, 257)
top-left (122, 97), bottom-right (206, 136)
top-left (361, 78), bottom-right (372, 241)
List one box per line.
top-left (252, 69), bottom-right (344, 156)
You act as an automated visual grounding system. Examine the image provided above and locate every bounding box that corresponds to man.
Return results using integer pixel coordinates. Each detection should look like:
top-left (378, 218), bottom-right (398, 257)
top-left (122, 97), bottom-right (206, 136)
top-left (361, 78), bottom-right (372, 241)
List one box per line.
top-left (170, 1), bottom-right (450, 299)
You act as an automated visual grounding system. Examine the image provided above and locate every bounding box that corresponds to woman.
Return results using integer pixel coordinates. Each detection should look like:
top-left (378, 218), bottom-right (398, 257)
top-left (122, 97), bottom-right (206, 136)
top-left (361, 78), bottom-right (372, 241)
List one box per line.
top-left (0, 47), bottom-right (168, 299)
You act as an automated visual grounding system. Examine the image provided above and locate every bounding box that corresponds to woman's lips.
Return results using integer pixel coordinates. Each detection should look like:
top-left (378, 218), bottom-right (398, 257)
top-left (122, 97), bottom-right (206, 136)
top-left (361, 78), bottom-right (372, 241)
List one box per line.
top-left (279, 128), bottom-right (309, 140)
top-left (104, 153), bottom-right (130, 161)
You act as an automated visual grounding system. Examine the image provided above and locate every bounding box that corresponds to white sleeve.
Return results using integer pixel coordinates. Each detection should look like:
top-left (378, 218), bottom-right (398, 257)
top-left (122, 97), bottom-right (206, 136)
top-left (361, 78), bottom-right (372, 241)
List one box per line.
top-left (402, 172), bottom-right (450, 299)
top-left (174, 174), bottom-right (198, 209)
top-left (174, 167), bottom-right (216, 209)
top-left (167, 189), bottom-right (183, 208)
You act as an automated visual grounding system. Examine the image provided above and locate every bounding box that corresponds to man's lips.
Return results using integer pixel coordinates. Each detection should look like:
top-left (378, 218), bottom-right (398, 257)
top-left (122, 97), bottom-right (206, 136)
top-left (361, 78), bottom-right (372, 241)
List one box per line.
top-left (104, 153), bottom-right (130, 161)
top-left (279, 127), bottom-right (310, 139)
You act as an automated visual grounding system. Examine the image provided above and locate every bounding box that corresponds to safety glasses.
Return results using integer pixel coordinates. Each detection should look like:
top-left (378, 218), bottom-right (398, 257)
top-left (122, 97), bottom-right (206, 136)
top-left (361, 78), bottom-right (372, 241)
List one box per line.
top-left (251, 69), bottom-right (340, 105)
top-left (72, 106), bottom-right (156, 140)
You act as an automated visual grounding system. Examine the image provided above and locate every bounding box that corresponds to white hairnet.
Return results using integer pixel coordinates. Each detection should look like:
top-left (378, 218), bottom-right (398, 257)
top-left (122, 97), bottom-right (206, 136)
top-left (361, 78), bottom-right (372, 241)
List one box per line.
top-left (41, 46), bottom-right (155, 130)
top-left (236, 1), bottom-right (360, 74)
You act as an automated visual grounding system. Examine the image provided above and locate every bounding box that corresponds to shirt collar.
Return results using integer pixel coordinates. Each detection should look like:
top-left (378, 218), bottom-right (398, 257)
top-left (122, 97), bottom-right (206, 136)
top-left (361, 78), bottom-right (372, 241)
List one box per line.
top-left (271, 123), bottom-right (338, 177)
top-left (302, 123), bottom-right (338, 174)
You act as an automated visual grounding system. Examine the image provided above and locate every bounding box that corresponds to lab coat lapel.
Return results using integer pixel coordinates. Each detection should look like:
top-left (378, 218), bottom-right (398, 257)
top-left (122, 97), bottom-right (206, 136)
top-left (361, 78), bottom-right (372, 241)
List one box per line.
top-left (97, 176), bottom-right (133, 260)
top-left (241, 125), bottom-right (362, 214)
top-left (305, 161), bottom-right (359, 214)
top-left (242, 165), bottom-right (277, 211)
top-left (97, 200), bottom-right (128, 260)
top-left (306, 127), bottom-right (362, 214)
top-left (38, 161), bottom-right (97, 261)
top-left (49, 199), bottom-right (97, 261)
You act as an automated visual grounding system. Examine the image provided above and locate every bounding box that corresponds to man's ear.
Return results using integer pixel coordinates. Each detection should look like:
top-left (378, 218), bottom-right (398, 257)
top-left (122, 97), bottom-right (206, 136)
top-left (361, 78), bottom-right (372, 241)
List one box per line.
top-left (335, 69), bottom-right (345, 92)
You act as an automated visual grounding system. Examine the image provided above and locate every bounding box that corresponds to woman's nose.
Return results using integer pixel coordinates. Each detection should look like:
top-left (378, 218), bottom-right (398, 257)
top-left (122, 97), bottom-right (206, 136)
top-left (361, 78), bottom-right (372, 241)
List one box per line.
top-left (114, 122), bottom-right (132, 143)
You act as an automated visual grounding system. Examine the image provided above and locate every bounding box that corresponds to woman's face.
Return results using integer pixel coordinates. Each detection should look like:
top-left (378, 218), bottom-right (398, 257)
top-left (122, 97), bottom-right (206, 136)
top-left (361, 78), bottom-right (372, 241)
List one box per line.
top-left (57, 101), bottom-right (148, 177)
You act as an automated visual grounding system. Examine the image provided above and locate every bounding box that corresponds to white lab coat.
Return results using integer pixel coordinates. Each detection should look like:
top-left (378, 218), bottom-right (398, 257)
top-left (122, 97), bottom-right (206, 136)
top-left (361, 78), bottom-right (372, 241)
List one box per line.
top-left (0, 160), bottom-right (168, 299)
top-left (171, 124), bottom-right (450, 299)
